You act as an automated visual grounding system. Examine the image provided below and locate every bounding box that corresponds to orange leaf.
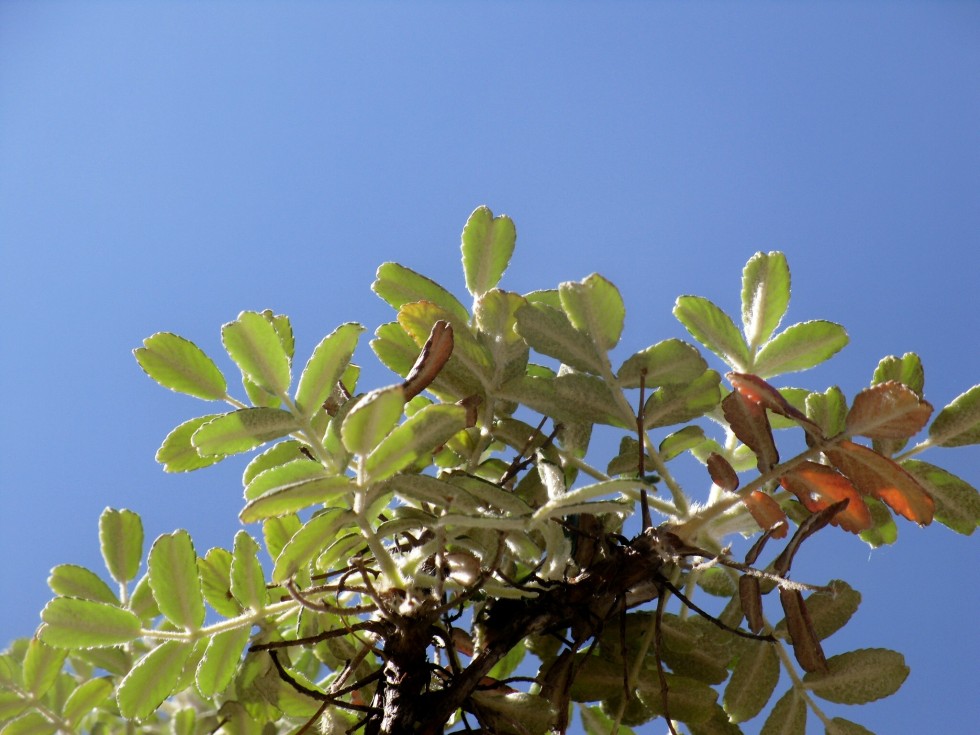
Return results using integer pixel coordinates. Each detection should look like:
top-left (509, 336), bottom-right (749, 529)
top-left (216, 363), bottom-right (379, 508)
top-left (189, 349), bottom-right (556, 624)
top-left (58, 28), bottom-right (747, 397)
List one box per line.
top-left (742, 490), bottom-right (788, 538)
top-left (779, 461), bottom-right (872, 533)
top-left (846, 381), bottom-right (933, 440)
top-left (728, 373), bottom-right (807, 422)
top-left (825, 441), bottom-right (934, 525)
top-left (722, 389), bottom-right (778, 472)
top-left (707, 452), bottom-right (739, 492)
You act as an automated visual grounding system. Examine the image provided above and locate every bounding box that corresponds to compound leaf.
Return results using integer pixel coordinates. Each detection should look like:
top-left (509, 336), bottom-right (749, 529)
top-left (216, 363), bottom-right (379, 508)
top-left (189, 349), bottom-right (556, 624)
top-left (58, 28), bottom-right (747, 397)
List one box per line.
top-left (753, 321), bottom-right (848, 378)
top-left (22, 639), bottom-right (66, 699)
top-left (156, 414), bottom-right (227, 471)
top-left (48, 565), bottom-right (118, 605)
top-left (341, 386), bottom-right (406, 457)
top-left (515, 301), bottom-right (606, 374)
top-left (559, 273), bottom-right (625, 352)
top-left (804, 648), bottom-right (908, 704)
top-left (461, 205), bottom-right (517, 297)
top-left (617, 339), bottom-right (707, 388)
top-left (240, 475), bottom-right (353, 523)
top-left (134, 332), bottom-right (227, 400)
top-left (229, 531), bottom-right (265, 611)
top-left (99, 507), bottom-right (143, 585)
top-left (193, 408), bottom-right (299, 456)
top-left (117, 640), bottom-right (194, 719)
top-left (742, 251), bottom-right (791, 350)
top-left (62, 676), bottom-right (113, 724)
top-left (760, 688), bottom-right (806, 735)
top-left (39, 597), bottom-right (141, 649)
top-left (365, 403), bottom-right (468, 483)
top-left (294, 323), bottom-right (364, 418)
top-left (674, 295), bottom-right (751, 371)
top-left (196, 626), bottom-right (251, 698)
top-left (221, 311), bottom-right (291, 397)
top-left (724, 640), bottom-right (778, 723)
top-left (148, 530), bottom-right (205, 631)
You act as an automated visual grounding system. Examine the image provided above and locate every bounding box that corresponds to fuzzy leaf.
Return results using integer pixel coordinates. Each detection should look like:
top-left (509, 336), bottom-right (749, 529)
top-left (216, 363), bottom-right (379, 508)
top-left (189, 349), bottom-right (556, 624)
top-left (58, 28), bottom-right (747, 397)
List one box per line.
top-left (806, 386), bottom-right (848, 437)
top-left (903, 460), bottom-right (980, 535)
top-left (846, 382), bottom-right (932, 440)
top-left (826, 441), bottom-right (934, 525)
top-left (741, 251), bottom-right (791, 350)
top-left (117, 640), bottom-right (194, 719)
top-left (148, 530), bottom-right (205, 630)
top-left (872, 353), bottom-right (924, 396)
top-left (674, 295), bottom-right (751, 370)
top-left (340, 386), bottom-right (406, 457)
top-left (707, 452), bottom-right (739, 492)
top-left (221, 311), bottom-right (291, 396)
top-left (659, 425), bottom-right (708, 461)
top-left (240, 475), bottom-right (353, 523)
top-left (196, 626), bottom-right (251, 698)
top-left (373, 261), bottom-right (470, 323)
top-left (858, 497), bottom-right (899, 548)
top-left (617, 339), bottom-right (708, 388)
top-left (929, 384), bottom-right (980, 447)
top-left (753, 320), bottom-right (848, 378)
top-left (559, 273), bottom-right (625, 352)
top-left (643, 370), bottom-right (722, 429)
top-left (244, 459), bottom-right (330, 501)
top-left (365, 403), bottom-right (468, 483)
top-left (0, 712), bottom-right (58, 735)
top-left (760, 688), bottom-right (806, 735)
top-left (804, 648), bottom-right (908, 704)
top-left (23, 639), bottom-right (66, 699)
top-left (515, 301), bottom-right (606, 374)
top-left (229, 532), bottom-right (266, 611)
top-left (272, 508), bottom-right (356, 583)
top-left (39, 597), bottom-right (141, 648)
top-left (156, 414), bottom-right (227, 471)
top-left (198, 548), bottom-right (241, 619)
top-left (294, 323), bottom-right (364, 417)
top-left (48, 564), bottom-right (118, 605)
top-left (193, 408), bottom-right (299, 456)
top-left (779, 462), bottom-right (871, 533)
top-left (62, 677), bottom-right (113, 724)
top-left (724, 640), bottom-right (779, 722)
top-left (461, 205), bottom-right (517, 297)
top-left (134, 332), bottom-right (227, 400)
top-left (825, 718), bottom-right (875, 735)
top-left (775, 580), bottom-right (860, 642)
top-left (99, 507), bottom-right (143, 585)
top-left (242, 440), bottom-right (305, 485)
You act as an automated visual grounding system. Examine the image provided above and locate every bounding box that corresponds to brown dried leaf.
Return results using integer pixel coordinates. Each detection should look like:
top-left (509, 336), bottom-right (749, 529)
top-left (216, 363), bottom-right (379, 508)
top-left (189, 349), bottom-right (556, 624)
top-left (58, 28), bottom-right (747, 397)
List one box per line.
top-left (722, 389), bottom-right (778, 472)
top-left (742, 490), bottom-right (789, 538)
top-left (846, 381), bottom-right (933, 440)
top-left (739, 575), bottom-right (765, 634)
top-left (773, 500), bottom-right (848, 576)
top-left (402, 320), bottom-right (455, 400)
top-left (779, 462), bottom-right (872, 533)
top-left (826, 441), bottom-right (935, 525)
top-left (707, 452), bottom-right (739, 492)
top-left (779, 587), bottom-right (828, 673)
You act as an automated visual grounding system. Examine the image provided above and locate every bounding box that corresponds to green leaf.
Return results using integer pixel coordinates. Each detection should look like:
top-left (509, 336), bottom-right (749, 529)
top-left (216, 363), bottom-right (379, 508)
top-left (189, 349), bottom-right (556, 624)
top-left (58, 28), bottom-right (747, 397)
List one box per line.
top-left (872, 353), bottom-right (924, 396)
top-left (903, 461), bottom-right (980, 535)
top-left (674, 295), bottom-right (751, 371)
top-left (148, 530), bottom-right (205, 630)
top-left (99, 507), bottom-right (143, 585)
top-left (723, 640), bottom-right (778, 722)
top-left (617, 339), bottom-right (708, 388)
top-left (581, 705), bottom-right (636, 735)
top-left (263, 514), bottom-right (302, 563)
top-left (221, 311), bottom-right (291, 397)
top-left (532, 479), bottom-right (639, 522)
top-left (272, 508), bottom-right (356, 583)
top-left (48, 565), bottom-right (118, 605)
top-left (242, 440), bottom-right (305, 484)
top-left (22, 639), bottom-right (66, 699)
top-left (825, 718), bottom-right (875, 735)
top-left (468, 690), bottom-right (557, 735)
top-left (659, 425), bottom-right (708, 461)
top-left (230, 532), bottom-right (266, 611)
top-left (775, 580), bottom-right (861, 641)
top-left (62, 676), bottom-right (113, 724)
top-left (0, 712), bottom-right (58, 735)
top-left (341, 386), bottom-right (406, 456)
top-left (760, 688), bottom-right (806, 735)
top-left (0, 690), bottom-right (29, 723)
top-left (244, 458), bottom-right (330, 501)
top-left (929, 384), bottom-right (980, 447)
top-left (365, 403), bottom-right (468, 483)
top-left (193, 408), bottom-right (299, 456)
top-left (39, 597), bottom-right (141, 648)
top-left (753, 321), bottom-right (848, 378)
top-left (742, 251), bottom-right (791, 350)
top-left (294, 323), bottom-right (364, 417)
top-left (858, 497), bottom-right (899, 547)
top-left (240, 475), bottom-right (353, 523)
top-left (134, 332), bottom-right (227, 400)
top-left (514, 301), bottom-right (606, 374)
top-left (156, 414), bottom-right (227, 471)
top-left (196, 626), bottom-right (251, 698)
top-left (198, 547), bottom-right (242, 618)
top-left (372, 261), bottom-right (470, 324)
top-left (461, 205), bottom-right (517, 297)
top-left (805, 386), bottom-right (848, 437)
top-left (643, 369), bottom-right (723, 429)
top-left (804, 648), bottom-right (908, 704)
top-left (559, 273), bottom-right (625, 352)
top-left (264, 310), bottom-right (295, 362)
top-left (117, 640), bottom-right (194, 719)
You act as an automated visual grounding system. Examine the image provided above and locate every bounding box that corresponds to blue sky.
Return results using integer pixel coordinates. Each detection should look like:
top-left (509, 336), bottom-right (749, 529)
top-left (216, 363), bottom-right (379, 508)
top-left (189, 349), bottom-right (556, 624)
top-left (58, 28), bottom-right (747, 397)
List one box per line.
top-left (1, 3), bottom-right (977, 733)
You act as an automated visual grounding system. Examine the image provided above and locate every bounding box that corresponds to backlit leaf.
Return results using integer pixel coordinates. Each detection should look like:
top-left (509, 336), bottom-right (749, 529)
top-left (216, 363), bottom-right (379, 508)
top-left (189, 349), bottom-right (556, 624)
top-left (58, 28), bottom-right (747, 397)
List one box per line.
top-left (515, 301), bottom-right (606, 374)
top-left (39, 597), bottom-right (141, 648)
top-left (99, 507), bottom-right (143, 585)
top-left (642, 369), bottom-right (722, 429)
top-left (23, 639), bottom-right (66, 699)
top-left (779, 462), bottom-right (871, 533)
top-left (659, 425), bottom-right (708, 461)
top-left (134, 332), bottom-right (227, 400)
top-left (294, 323), bottom-right (364, 418)
top-left (62, 676), bottom-right (113, 724)
top-left (262, 514), bottom-right (302, 562)
top-left (221, 311), bottom-right (291, 396)
top-left (559, 273), bottom-right (625, 352)
top-left (373, 261), bottom-right (470, 323)
top-left (196, 626), bottom-right (251, 698)
top-left (244, 459), bottom-right (330, 501)
top-left (193, 408), bottom-right (299, 456)
top-left (552, 372), bottom-right (631, 428)
top-left (707, 452), bottom-right (739, 492)
top-left (724, 639), bottom-right (778, 722)
top-left (617, 339), bottom-right (708, 388)
top-left (742, 490), bottom-right (788, 538)
top-left (804, 648), bottom-right (908, 704)
top-left (272, 508), bottom-right (356, 583)
top-left (741, 251), bottom-right (791, 350)
top-left (198, 547), bottom-right (241, 618)
top-left (753, 321), bottom-right (848, 378)
top-left (230, 531), bottom-right (265, 611)
top-left (0, 712), bottom-right (58, 735)
top-left (674, 295), bottom-right (751, 370)
top-left (117, 640), bottom-right (194, 719)
top-left (928, 384), bottom-right (980, 447)
top-left (148, 530), bottom-right (205, 630)
top-left (760, 688), bottom-right (806, 735)
top-left (461, 205), bottom-right (517, 297)
top-left (903, 460), bottom-right (980, 535)
top-left (826, 441), bottom-right (934, 525)
top-left (858, 497), bottom-right (899, 547)
top-left (156, 414), bottom-right (226, 471)
top-left (365, 404), bottom-right (468, 483)
top-left (872, 353), bottom-right (924, 396)
top-left (240, 475), bottom-right (353, 523)
top-left (728, 372), bottom-right (811, 425)
top-left (48, 565), bottom-right (118, 605)
top-left (341, 386), bottom-right (406, 456)
top-left (846, 382), bottom-right (932, 439)
top-left (806, 387), bottom-right (847, 437)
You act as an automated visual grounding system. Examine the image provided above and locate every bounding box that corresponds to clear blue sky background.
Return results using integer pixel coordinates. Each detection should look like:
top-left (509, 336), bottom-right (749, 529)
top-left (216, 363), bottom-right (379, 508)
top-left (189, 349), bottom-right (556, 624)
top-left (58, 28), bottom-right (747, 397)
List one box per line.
top-left (1, 3), bottom-right (978, 734)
